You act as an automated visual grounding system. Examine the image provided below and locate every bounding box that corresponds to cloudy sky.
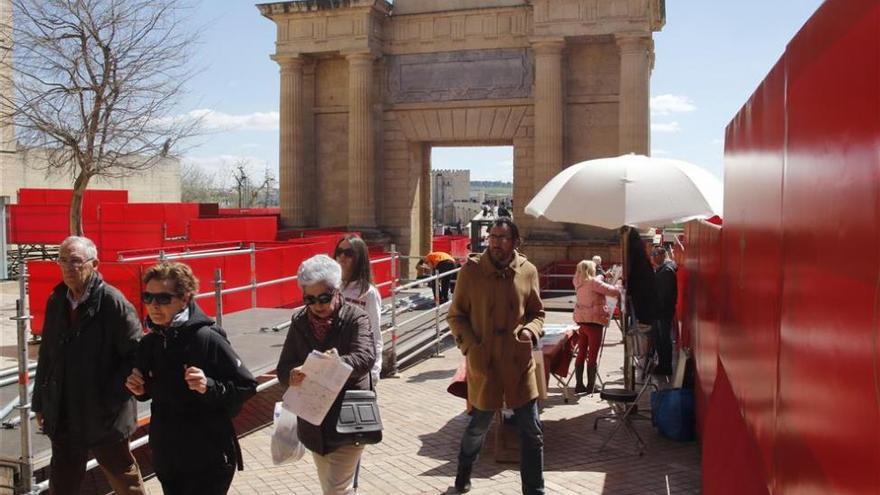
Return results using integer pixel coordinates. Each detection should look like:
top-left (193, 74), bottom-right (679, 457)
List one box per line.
top-left (177, 0), bottom-right (825, 185)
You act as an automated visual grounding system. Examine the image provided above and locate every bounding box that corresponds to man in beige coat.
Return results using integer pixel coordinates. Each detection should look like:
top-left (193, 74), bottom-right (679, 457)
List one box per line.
top-left (448, 218), bottom-right (546, 494)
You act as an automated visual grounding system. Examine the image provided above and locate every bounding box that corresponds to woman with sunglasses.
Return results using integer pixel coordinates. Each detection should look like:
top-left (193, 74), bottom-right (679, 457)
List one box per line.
top-left (276, 255), bottom-right (375, 494)
top-left (125, 262), bottom-right (257, 495)
top-left (334, 235), bottom-right (382, 382)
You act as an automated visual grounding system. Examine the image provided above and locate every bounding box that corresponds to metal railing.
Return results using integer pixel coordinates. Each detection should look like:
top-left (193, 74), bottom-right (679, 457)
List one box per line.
top-left (10, 244), bottom-right (460, 493)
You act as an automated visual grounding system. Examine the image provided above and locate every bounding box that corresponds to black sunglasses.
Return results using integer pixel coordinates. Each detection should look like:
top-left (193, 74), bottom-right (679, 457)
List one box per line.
top-left (142, 292), bottom-right (177, 305)
top-left (334, 247), bottom-right (356, 258)
top-left (303, 291), bottom-right (334, 306)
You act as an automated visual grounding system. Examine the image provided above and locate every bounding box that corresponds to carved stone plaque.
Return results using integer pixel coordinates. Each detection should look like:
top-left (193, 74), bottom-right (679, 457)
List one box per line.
top-left (387, 48), bottom-right (533, 103)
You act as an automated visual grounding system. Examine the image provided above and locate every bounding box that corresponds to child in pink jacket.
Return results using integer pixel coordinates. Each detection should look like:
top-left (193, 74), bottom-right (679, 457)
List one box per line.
top-left (572, 260), bottom-right (621, 394)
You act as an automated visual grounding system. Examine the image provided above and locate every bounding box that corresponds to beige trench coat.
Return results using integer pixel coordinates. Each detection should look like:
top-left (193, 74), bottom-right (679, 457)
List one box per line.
top-left (447, 250), bottom-right (545, 411)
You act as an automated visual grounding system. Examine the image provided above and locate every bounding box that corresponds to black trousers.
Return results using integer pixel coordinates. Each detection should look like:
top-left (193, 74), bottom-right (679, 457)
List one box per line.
top-left (431, 259), bottom-right (457, 303)
top-left (651, 318), bottom-right (674, 374)
top-left (157, 463), bottom-right (235, 495)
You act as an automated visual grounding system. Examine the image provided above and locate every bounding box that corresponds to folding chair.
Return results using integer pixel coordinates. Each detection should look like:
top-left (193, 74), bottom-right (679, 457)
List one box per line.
top-left (593, 357), bottom-right (655, 455)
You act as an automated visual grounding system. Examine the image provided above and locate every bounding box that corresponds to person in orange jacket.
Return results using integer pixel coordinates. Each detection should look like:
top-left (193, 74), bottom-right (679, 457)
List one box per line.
top-left (417, 251), bottom-right (458, 303)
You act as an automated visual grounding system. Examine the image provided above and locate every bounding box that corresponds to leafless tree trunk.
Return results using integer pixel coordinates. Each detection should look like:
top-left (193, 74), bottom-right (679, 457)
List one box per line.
top-left (0, 0), bottom-right (201, 235)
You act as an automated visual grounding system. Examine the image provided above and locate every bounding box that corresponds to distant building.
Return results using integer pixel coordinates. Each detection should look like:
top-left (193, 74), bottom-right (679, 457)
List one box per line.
top-left (432, 169), bottom-right (470, 225)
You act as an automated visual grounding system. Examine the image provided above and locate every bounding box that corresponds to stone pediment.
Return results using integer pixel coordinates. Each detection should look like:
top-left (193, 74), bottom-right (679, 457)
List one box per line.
top-left (392, 0), bottom-right (527, 15)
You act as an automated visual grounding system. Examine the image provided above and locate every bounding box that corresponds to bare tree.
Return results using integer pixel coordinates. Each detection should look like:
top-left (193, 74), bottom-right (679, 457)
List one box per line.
top-left (180, 162), bottom-right (221, 203)
top-left (231, 160), bottom-right (251, 209)
top-left (0, 0), bottom-right (200, 235)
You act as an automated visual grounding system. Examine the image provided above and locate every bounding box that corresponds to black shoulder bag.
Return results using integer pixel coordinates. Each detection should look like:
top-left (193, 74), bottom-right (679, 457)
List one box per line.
top-left (336, 372), bottom-right (383, 445)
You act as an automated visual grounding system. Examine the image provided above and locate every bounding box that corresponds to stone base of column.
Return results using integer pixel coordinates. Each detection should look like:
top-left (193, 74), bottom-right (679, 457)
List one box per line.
top-left (348, 227), bottom-right (392, 247)
top-left (527, 219), bottom-right (570, 241)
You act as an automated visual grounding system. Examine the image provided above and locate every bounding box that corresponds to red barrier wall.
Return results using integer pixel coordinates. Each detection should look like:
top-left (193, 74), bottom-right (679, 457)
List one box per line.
top-left (99, 203), bottom-right (200, 238)
top-left (8, 189), bottom-right (127, 243)
top-left (693, 1), bottom-right (880, 493)
top-left (188, 217), bottom-right (277, 243)
top-left (431, 235), bottom-right (470, 258)
top-left (683, 220), bottom-right (722, 436)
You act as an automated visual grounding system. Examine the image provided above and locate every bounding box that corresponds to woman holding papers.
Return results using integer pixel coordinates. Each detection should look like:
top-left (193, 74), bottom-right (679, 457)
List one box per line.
top-left (277, 255), bottom-right (376, 494)
top-left (572, 260), bottom-right (621, 394)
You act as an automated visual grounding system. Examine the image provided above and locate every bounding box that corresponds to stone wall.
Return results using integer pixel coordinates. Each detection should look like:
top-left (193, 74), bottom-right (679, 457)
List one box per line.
top-left (1, 149), bottom-right (181, 203)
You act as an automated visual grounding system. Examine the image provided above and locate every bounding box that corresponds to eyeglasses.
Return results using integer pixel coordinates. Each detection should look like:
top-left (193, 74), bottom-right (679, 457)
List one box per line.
top-left (56, 257), bottom-right (94, 269)
top-left (334, 248), bottom-right (356, 259)
top-left (487, 234), bottom-right (512, 242)
top-left (303, 291), bottom-right (334, 306)
top-left (142, 292), bottom-right (177, 305)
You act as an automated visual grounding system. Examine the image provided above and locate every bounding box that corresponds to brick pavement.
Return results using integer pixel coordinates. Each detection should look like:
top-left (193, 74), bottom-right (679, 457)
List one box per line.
top-left (145, 311), bottom-right (701, 494)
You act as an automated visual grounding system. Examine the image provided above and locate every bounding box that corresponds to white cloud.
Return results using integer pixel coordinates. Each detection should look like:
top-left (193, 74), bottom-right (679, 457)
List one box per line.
top-left (712, 138), bottom-right (724, 145)
top-left (170, 109), bottom-right (280, 132)
top-left (651, 121), bottom-right (682, 133)
top-left (651, 94), bottom-right (697, 116)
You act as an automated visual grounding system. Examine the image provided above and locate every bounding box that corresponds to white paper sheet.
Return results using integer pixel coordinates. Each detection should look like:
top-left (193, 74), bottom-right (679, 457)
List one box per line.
top-left (282, 350), bottom-right (353, 426)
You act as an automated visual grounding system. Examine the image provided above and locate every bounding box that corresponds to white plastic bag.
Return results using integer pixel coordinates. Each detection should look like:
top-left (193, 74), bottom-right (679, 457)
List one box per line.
top-left (270, 401), bottom-right (306, 465)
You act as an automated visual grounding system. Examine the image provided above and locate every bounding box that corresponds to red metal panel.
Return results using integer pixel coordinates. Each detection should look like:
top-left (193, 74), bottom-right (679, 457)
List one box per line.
top-left (687, 220), bottom-right (722, 436)
top-left (702, 361), bottom-right (772, 495)
top-left (719, 58), bottom-right (787, 491)
top-left (95, 223), bottom-right (165, 261)
top-left (7, 205), bottom-right (69, 244)
top-left (99, 203), bottom-right (199, 238)
top-left (25, 261), bottom-right (60, 335)
top-left (99, 263), bottom-right (147, 323)
top-left (775, 1), bottom-right (880, 493)
top-left (188, 217), bottom-right (278, 242)
top-left (370, 253), bottom-right (393, 299)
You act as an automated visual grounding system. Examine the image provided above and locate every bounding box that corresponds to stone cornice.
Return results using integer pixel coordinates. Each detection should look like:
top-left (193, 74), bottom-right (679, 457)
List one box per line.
top-left (257, 0), bottom-right (392, 19)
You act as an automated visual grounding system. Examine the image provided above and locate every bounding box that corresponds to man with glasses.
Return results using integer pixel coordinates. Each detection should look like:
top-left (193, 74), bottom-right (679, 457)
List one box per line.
top-left (448, 218), bottom-right (546, 494)
top-left (32, 236), bottom-right (147, 494)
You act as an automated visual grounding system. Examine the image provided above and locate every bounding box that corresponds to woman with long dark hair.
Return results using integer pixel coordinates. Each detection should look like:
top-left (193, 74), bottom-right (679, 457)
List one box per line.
top-left (333, 235), bottom-right (382, 382)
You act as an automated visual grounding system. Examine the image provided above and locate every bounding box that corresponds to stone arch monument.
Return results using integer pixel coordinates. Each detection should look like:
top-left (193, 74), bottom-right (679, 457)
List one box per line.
top-left (258, 0), bottom-right (665, 266)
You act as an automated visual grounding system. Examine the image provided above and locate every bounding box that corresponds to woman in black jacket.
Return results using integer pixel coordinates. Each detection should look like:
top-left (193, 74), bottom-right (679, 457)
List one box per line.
top-left (277, 254), bottom-right (375, 495)
top-left (125, 262), bottom-right (257, 495)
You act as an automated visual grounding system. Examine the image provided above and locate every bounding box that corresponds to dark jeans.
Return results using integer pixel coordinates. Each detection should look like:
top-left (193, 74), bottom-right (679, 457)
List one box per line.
top-left (49, 436), bottom-right (146, 495)
top-left (652, 318), bottom-right (674, 373)
top-left (430, 259), bottom-right (457, 303)
top-left (457, 400), bottom-right (545, 495)
top-left (157, 463), bottom-right (235, 495)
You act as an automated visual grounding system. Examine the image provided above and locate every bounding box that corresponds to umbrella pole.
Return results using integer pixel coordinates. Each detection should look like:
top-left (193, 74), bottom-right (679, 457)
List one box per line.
top-left (621, 227), bottom-right (634, 390)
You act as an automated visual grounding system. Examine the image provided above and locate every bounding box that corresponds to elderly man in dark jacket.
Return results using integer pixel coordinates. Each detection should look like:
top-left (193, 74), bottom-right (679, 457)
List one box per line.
top-left (33, 236), bottom-right (146, 494)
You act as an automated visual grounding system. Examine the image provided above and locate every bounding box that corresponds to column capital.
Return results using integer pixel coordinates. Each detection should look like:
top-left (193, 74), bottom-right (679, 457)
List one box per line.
top-left (530, 38), bottom-right (566, 56)
top-left (615, 33), bottom-right (652, 53)
top-left (343, 50), bottom-right (380, 64)
top-left (270, 53), bottom-right (305, 70)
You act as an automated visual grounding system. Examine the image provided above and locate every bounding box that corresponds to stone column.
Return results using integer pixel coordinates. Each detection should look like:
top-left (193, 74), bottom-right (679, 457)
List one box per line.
top-left (531, 39), bottom-right (567, 237)
top-left (617, 34), bottom-right (652, 155)
top-left (275, 55), bottom-right (307, 227)
top-left (346, 51), bottom-right (377, 228)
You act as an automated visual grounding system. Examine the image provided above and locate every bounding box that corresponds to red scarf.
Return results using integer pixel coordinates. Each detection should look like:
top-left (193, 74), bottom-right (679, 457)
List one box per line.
top-left (306, 293), bottom-right (343, 342)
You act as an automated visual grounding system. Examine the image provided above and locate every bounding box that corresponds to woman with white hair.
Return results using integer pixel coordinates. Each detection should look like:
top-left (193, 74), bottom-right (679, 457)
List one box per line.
top-left (276, 255), bottom-right (375, 494)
